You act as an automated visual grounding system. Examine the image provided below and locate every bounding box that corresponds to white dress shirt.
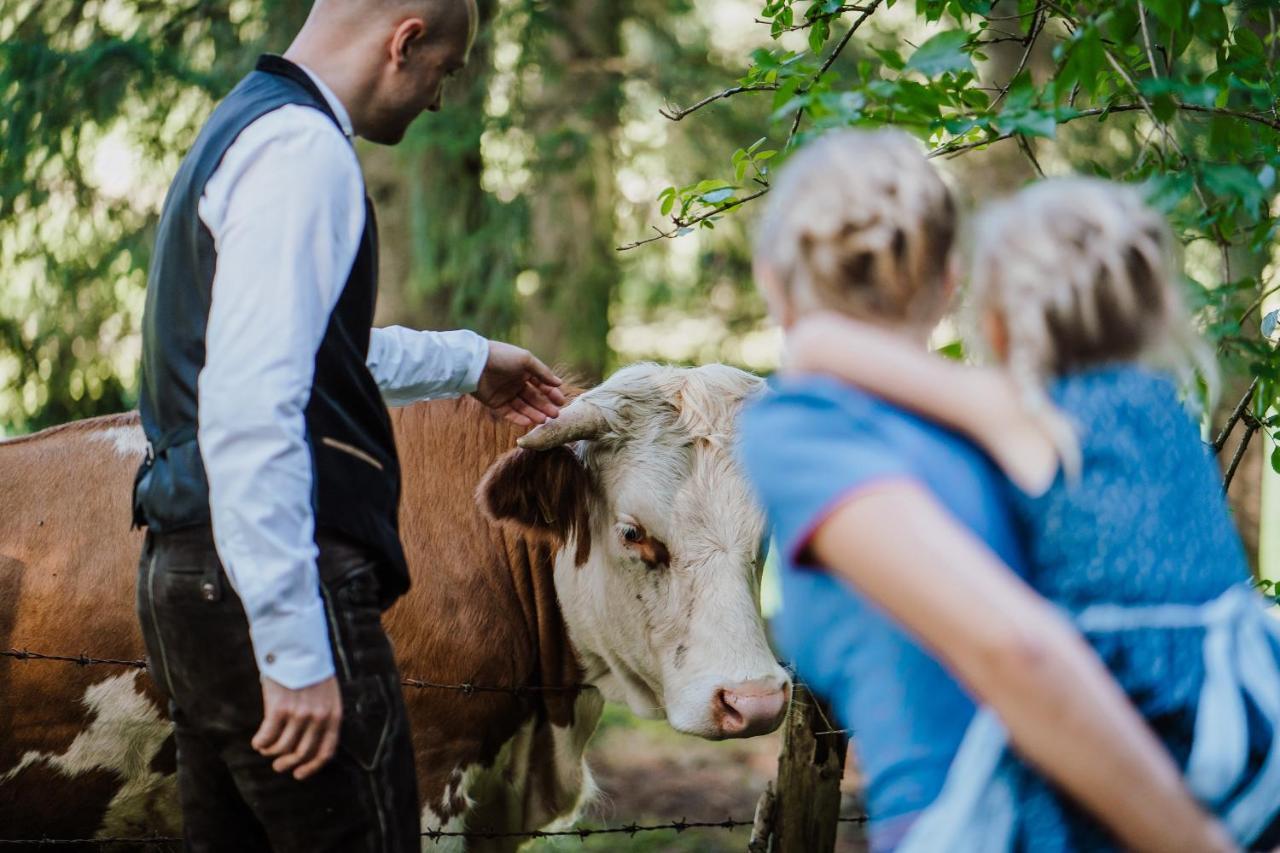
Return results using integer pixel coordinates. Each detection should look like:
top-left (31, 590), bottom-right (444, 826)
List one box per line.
top-left (196, 64), bottom-right (489, 690)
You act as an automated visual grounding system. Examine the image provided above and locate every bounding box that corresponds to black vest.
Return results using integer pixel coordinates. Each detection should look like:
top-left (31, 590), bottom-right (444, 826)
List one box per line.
top-left (134, 54), bottom-right (409, 602)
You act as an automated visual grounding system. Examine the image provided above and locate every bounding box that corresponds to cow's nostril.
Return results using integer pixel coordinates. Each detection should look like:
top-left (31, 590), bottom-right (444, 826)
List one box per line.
top-left (714, 680), bottom-right (789, 738)
top-left (714, 687), bottom-right (746, 734)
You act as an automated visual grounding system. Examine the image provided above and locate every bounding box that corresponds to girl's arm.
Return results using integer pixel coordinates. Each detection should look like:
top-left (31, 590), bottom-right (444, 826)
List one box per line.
top-left (810, 482), bottom-right (1234, 853)
top-left (785, 312), bottom-right (1056, 494)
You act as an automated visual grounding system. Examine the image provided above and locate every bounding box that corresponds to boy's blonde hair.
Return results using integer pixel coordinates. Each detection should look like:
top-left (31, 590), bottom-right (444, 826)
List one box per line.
top-left (755, 129), bottom-right (957, 327)
top-left (970, 178), bottom-right (1217, 475)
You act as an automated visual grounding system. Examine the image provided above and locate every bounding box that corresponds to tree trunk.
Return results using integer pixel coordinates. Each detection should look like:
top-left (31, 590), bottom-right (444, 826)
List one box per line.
top-left (366, 0), bottom-right (523, 337)
top-left (517, 0), bottom-right (628, 382)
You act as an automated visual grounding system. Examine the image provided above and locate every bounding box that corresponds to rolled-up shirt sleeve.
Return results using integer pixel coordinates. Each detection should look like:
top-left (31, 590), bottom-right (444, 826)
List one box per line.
top-left (196, 106), bottom-right (365, 689)
top-left (367, 326), bottom-right (489, 407)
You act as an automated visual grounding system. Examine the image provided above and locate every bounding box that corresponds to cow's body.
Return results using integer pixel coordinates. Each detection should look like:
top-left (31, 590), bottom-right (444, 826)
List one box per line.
top-left (0, 364), bottom-right (787, 849)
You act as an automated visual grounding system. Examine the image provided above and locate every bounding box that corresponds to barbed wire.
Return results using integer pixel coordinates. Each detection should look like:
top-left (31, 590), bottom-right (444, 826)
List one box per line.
top-left (2, 648), bottom-right (870, 847)
top-left (2, 648), bottom-right (595, 697)
top-left (0, 814), bottom-right (869, 846)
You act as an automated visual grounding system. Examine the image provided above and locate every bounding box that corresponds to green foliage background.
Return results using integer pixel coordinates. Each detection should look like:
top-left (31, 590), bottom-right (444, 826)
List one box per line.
top-left (3, 0), bottom-right (1279, 491)
top-left (652, 0), bottom-right (1280, 478)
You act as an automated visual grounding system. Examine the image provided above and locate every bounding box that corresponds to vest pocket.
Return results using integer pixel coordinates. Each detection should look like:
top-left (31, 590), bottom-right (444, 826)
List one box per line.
top-left (321, 436), bottom-right (384, 471)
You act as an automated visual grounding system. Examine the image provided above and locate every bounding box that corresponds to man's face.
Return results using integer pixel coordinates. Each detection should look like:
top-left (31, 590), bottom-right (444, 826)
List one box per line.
top-left (366, 0), bottom-right (476, 144)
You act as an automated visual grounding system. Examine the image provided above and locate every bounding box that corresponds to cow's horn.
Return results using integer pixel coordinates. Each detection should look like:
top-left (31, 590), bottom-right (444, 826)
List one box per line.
top-left (518, 399), bottom-right (611, 450)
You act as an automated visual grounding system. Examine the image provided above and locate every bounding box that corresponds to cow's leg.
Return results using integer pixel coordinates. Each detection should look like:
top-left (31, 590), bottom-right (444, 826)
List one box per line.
top-left (418, 692), bottom-right (603, 852)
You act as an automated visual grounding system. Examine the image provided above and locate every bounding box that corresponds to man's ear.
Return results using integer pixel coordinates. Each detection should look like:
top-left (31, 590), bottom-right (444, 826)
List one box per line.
top-left (477, 446), bottom-right (595, 566)
top-left (390, 17), bottom-right (426, 66)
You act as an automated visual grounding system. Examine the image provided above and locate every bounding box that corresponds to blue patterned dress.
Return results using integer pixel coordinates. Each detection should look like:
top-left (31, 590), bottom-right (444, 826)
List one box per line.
top-left (897, 365), bottom-right (1280, 852)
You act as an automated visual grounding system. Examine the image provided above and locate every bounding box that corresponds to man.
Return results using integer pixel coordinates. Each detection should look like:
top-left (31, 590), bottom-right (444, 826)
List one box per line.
top-left (132, 1), bottom-right (563, 849)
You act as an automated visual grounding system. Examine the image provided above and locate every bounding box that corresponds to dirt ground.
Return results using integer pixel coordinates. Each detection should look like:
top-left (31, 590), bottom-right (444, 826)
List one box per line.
top-left (524, 704), bottom-right (868, 853)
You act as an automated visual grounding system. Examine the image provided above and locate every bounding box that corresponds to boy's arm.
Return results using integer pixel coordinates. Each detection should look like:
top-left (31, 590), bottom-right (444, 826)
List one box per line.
top-left (809, 482), bottom-right (1234, 853)
top-left (785, 312), bottom-right (1056, 494)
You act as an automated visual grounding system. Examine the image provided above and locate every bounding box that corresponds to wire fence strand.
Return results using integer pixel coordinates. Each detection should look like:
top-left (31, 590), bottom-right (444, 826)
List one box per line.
top-left (2, 646), bottom-right (868, 846)
top-left (2, 647), bottom-right (595, 697)
top-left (0, 814), bottom-right (869, 846)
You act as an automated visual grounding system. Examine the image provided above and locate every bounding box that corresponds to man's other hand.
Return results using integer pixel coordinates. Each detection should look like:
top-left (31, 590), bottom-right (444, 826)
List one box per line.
top-left (252, 675), bottom-right (343, 781)
top-left (473, 341), bottom-right (567, 426)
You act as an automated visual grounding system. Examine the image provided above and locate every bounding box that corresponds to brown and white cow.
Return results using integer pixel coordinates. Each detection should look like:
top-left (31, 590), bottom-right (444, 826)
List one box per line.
top-left (0, 362), bottom-right (789, 849)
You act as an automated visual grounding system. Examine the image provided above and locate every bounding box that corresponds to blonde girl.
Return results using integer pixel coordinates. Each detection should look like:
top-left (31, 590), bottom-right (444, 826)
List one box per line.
top-left (784, 176), bottom-right (1280, 849)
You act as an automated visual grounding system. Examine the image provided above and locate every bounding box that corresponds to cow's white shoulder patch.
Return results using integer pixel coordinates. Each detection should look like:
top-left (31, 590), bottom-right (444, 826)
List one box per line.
top-left (2, 672), bottom-right (179, 838)
top-left (420, 788), bottom-right (471, 853)
top-left (89, 425), bottom-right (149, 459)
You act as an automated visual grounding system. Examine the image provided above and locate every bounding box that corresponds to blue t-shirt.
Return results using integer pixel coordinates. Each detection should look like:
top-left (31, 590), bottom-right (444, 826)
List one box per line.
top-left (737, 377), bottom-right (1029, 848)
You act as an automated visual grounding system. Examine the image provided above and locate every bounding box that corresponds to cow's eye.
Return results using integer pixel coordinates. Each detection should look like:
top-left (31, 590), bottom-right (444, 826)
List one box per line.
top-left (618, 522), bottom-right (670, 569)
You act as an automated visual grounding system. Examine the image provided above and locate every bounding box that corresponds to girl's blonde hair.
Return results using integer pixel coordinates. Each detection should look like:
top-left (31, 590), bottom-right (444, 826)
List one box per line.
top-left (755, 128), bottom-right (957, 328)
top-left (969, 177), bottom-right (1218, 477)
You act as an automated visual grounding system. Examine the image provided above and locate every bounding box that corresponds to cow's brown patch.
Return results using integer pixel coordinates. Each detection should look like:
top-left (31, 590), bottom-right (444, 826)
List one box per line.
top-left (0, 759), bottom-right (122, 845)
top-left (477, 446), bottom-right (595, 567)
top-left (150, 733), bottom-right (177, 776)
top-left (0, 556), bottom-right (24, 768)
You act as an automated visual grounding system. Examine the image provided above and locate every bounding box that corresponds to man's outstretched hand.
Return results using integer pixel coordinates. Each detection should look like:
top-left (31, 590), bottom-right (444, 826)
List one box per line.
top-left (473, 341), bottom-right (567, 426)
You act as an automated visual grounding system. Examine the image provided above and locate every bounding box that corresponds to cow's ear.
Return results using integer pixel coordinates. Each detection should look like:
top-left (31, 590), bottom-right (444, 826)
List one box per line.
top-left (477, 446), bottom-right (595, 566)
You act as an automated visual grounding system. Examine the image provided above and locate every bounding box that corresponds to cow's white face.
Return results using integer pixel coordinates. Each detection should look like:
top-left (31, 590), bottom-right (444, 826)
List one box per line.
top-left (480, 364), bottom-right (790, 739)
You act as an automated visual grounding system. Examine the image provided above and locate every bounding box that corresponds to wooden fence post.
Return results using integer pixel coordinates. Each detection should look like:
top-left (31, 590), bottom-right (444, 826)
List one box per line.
top-left (767, 683), bottom-right (852, 853)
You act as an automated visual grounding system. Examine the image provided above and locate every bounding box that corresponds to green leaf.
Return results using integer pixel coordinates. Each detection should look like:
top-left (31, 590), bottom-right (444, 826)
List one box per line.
top-left (1272, 444), bottom-right (1280, 475)
top-left (1001, 107), bottom-right (1057, 139)
top-left (1202, 164), bottom-right (1267, 215)
top-left (700, 188), bottom-right (736, 204)
top-left (1143, 0), bottom-right (1187, 29)
top-left (809, 19), bottom-right (830, 54)
top-left (935, 339), bottom-right (965, 361)
top-left (905, 30), bottom-right (973, 77)
top-left (693, 179), bottom-right (733, 193)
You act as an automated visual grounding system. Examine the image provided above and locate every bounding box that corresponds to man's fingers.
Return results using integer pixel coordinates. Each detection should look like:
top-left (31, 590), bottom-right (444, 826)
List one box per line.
top-left (252, 709), bottom-right (287, 753)
top-left (509, 397), bottom-right (549, 425)
top-left (273, 716), bottom-right (324, 774)
top-left (257, 714), bottom-right (305, 758)
top-left (519, 384), bottom-right (561, 420)
top-left (524, 354), bottom-right (563, 389)
top-left (294, 717), bottom-right (342, 781)
top-left (537, 381), bottom-right (568, 406)
top-left (498, 404), bottom-right (533, 427)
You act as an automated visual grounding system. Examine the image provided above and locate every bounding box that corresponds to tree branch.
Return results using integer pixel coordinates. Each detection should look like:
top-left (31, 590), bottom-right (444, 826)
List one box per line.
top-left (1016, 133), bottom-right (1046, 176)
top-left (991, 3), bottom-right (1046, 110)
top-left (754, 5), bottom-right (872, 32)
top-left (660, 84), bottom-right (779, 122)
top-left (616, 188), bottom-right (771, 251)
top-left (1223, 418), bottom-right (1259, 494)
top-left (1214, 378), bottom-right (1258, 455)
top-left (785, 0), bottom-right (885, 148)
top-left (1138, 3), bottom-right (1160, 79)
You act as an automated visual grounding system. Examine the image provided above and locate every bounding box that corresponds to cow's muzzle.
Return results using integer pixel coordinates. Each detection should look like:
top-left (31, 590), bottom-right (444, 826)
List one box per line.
top-left (711, 679), bottom-right (790, 738)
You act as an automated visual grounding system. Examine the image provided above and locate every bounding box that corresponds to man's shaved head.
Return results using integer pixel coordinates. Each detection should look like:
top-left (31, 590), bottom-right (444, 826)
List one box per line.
top-left (289, 0), bottom-right (479, 143)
